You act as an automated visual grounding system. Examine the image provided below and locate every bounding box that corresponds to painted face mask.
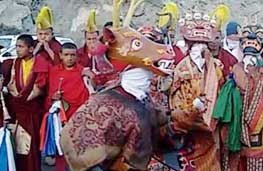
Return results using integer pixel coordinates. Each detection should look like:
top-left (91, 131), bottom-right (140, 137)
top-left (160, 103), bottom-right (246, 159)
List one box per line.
top-left (240, 25), bottom-right (263, 56)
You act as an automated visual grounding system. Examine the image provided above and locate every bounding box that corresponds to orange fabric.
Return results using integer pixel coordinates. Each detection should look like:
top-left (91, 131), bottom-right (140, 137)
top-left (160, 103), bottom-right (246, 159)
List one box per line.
top-left (59, 103), bottom-right (67, 124)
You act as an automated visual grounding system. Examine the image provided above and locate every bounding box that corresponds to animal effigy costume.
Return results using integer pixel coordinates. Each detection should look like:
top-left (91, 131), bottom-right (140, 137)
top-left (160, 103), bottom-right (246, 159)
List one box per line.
top-left (59, 0), bottom-right (175, 171)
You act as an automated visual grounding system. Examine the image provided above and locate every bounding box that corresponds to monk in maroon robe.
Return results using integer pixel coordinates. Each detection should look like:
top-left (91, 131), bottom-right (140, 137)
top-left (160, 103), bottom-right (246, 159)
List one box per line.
top-left (33, 6), bottom-right (62, 90)
top-left (77, 27), bottom-right (117, 91)
top-left (2, 34), bottom-right (44, 171)
top-left (45, 43), bottom-right (89, 171)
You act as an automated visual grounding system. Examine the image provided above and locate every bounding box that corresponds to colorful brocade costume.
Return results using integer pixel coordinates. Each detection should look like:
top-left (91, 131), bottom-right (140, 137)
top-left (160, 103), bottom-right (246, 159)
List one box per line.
top-left (218, 22), bottom-right (263, 171)
top-left (148, 5), bottom-right (229, 171)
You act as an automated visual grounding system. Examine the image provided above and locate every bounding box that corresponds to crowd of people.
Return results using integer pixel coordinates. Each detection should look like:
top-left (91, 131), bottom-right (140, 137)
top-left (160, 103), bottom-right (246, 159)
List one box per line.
top-left (1, 1), bottom-right (263, 171)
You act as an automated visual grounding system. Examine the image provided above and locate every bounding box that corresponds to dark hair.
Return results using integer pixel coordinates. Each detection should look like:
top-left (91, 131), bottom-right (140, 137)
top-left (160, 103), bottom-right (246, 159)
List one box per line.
top-left (84, 30), bottom-right (99, 38)
top-left (17, 34), bottom-right (34, 47)
top-left (60, 42), bottom-right (77, 52)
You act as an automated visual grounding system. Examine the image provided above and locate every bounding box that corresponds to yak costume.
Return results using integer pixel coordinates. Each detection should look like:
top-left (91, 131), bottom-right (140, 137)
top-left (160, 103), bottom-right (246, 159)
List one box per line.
top-left (59, 0), bottom-right (176, 170)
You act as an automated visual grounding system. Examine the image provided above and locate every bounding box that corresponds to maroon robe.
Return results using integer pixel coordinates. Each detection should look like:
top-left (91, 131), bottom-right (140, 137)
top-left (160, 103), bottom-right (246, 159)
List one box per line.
top-left (218, 48), bottom-right (238, 78)
top-left (173, 45), bottom-right (185, 65)
top-left (77, 44), bottom-right (118, 87)
top-left (77, 45), bottom-right (92, 68)
top-left (33, 38), bottom-right (62, 89)
top-left (2, 58), bottom-right (45, 171)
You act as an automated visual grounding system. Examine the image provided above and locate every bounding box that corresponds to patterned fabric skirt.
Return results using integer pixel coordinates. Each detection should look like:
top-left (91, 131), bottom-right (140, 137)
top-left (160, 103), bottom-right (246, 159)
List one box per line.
top-left (60, 89), bottom-right (157, 171)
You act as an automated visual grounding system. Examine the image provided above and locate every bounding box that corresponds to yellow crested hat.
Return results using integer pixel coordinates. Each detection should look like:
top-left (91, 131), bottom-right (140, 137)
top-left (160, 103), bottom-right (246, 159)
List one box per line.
top-left (210, 4), bottom-right (230, 29)
top-left (158, 2), bottom-right (179, 30)
top-left (36, 6), bottom-right (53, 29)
top-left (85, 9), bottom-right (97, 32)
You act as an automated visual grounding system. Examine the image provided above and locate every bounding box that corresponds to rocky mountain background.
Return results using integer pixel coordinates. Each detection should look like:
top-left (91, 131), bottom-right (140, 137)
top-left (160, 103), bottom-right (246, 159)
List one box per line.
top-left (0, 0), bottom-right (262, 45)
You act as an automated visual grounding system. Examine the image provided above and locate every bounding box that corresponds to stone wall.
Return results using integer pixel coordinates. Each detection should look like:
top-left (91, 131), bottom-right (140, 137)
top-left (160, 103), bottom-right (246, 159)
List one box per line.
top-left (0, 0), bottom-right (262, 45)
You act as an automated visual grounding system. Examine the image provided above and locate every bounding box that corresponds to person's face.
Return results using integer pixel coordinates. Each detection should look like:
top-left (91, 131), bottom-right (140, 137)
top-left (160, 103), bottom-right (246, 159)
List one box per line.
top-left (37, 28), bottom-right (53, 42)
top-left (85, 32), bottom-right (98, 50)
top-left (16, 40), bottom-right (33, 58)
top-left (60, 48), bottom-right (77, 68)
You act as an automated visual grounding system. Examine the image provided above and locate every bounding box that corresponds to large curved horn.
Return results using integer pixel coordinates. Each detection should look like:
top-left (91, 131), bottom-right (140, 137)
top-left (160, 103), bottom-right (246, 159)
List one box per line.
top-left (123, 0), bottom-right (145, 27)
top-left (113, 0), bottom-right (125, 29)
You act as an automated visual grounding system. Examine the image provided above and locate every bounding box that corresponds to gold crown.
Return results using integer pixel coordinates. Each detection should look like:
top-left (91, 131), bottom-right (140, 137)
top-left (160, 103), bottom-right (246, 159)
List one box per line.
top-left (36, 6), bottom-right (53, 29)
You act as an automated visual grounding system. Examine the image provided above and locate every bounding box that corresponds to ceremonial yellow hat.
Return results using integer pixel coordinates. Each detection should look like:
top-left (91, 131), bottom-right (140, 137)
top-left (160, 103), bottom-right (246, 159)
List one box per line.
top-left (158, 2), bottom-right (179, 30)
top-left (36, 6), bottom-right (53, 30)
top-left (85, 9), bottom-right (97, 32)
top-left (210, 4), bottom-right (230, 29)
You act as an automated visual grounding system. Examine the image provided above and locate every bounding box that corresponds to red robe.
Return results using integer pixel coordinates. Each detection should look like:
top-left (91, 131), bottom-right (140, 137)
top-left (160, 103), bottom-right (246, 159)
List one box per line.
top-left (33, 38), bottom-right (61, 89)
top-left (218, 48), bottom-right (238, 78)
top-left (77, 43), bottom-right (118, 87)
top-left (173, 45), bottom-right (185, 65)
top-left (45, 64), bottom-right (89, 120)
top-left (2, 58), bottom-right (45, 171)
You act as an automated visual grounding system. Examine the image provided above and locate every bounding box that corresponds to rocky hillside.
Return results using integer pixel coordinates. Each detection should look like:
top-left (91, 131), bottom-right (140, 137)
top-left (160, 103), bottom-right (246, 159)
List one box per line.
top-left (0, 0), bottom-right (261, 45)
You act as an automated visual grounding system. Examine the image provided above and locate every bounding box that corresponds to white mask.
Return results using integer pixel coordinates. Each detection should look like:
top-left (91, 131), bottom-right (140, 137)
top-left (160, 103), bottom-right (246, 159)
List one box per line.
top-left (243, 55), bottom-right (257, 73)
top-left (226, 39), bottom-right (240, 51)
top-left (121, 68), bottom-right (153, 100)
top-left (190, 43), bottom-right (207, 73)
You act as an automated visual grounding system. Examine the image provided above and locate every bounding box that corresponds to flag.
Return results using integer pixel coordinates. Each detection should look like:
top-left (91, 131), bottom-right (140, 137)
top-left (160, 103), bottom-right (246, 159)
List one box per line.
top-left (0, 127), bottom-right (16, 171)
top-left (40, 100), bottom-right (67, 156)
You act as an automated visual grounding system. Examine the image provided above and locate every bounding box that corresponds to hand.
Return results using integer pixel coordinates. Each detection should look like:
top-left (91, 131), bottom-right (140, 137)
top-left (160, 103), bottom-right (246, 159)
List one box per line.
top-left (193, 95), bottom-right (210, 112)
top-left (52, 90), bottom-right (63, 100)
top-left (82, 68), bottom-right (95, 79)
top-left (203, 48), bottom-right (212, 63)
top-left (33, 42), bottom-right (43, 55)
top-left (43, 41), bottom-right (51, 51)
top-left (43, 41), bottom-right (55, 60)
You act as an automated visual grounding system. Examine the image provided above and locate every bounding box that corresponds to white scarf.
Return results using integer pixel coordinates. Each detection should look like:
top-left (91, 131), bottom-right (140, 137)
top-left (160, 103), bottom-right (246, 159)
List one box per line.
top-left (189, 43), bottom-right (207, 73)
top-left (223, 38), bottom-right (243, 62)
top-left (121, 68), bottom-right (153, 100)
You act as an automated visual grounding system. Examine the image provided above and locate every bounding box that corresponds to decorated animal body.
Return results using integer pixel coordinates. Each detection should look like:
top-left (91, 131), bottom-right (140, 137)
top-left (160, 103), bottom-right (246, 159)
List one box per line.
top-left (103, 26), bottom-right (175, 75)
top-left (60, 0), bottom-right (175, 171)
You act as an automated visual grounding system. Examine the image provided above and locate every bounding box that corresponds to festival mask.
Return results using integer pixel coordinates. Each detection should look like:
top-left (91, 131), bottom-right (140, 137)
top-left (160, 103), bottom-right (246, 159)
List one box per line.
top-left (240, 24), bottom-right (263, 56)
top-left (179, 13), bottom-right (218, 43)
top-left (179, 5), bottom-right (230, 43)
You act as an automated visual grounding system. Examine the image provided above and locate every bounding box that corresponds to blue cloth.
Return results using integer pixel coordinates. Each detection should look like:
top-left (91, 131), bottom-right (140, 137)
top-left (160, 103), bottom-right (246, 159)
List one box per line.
top-left (43, 113), bottom-right (57, 156)
top-left (226, 21), bottom-right (241, 36)
top-left (0, 129), bottom-right (8, 171)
